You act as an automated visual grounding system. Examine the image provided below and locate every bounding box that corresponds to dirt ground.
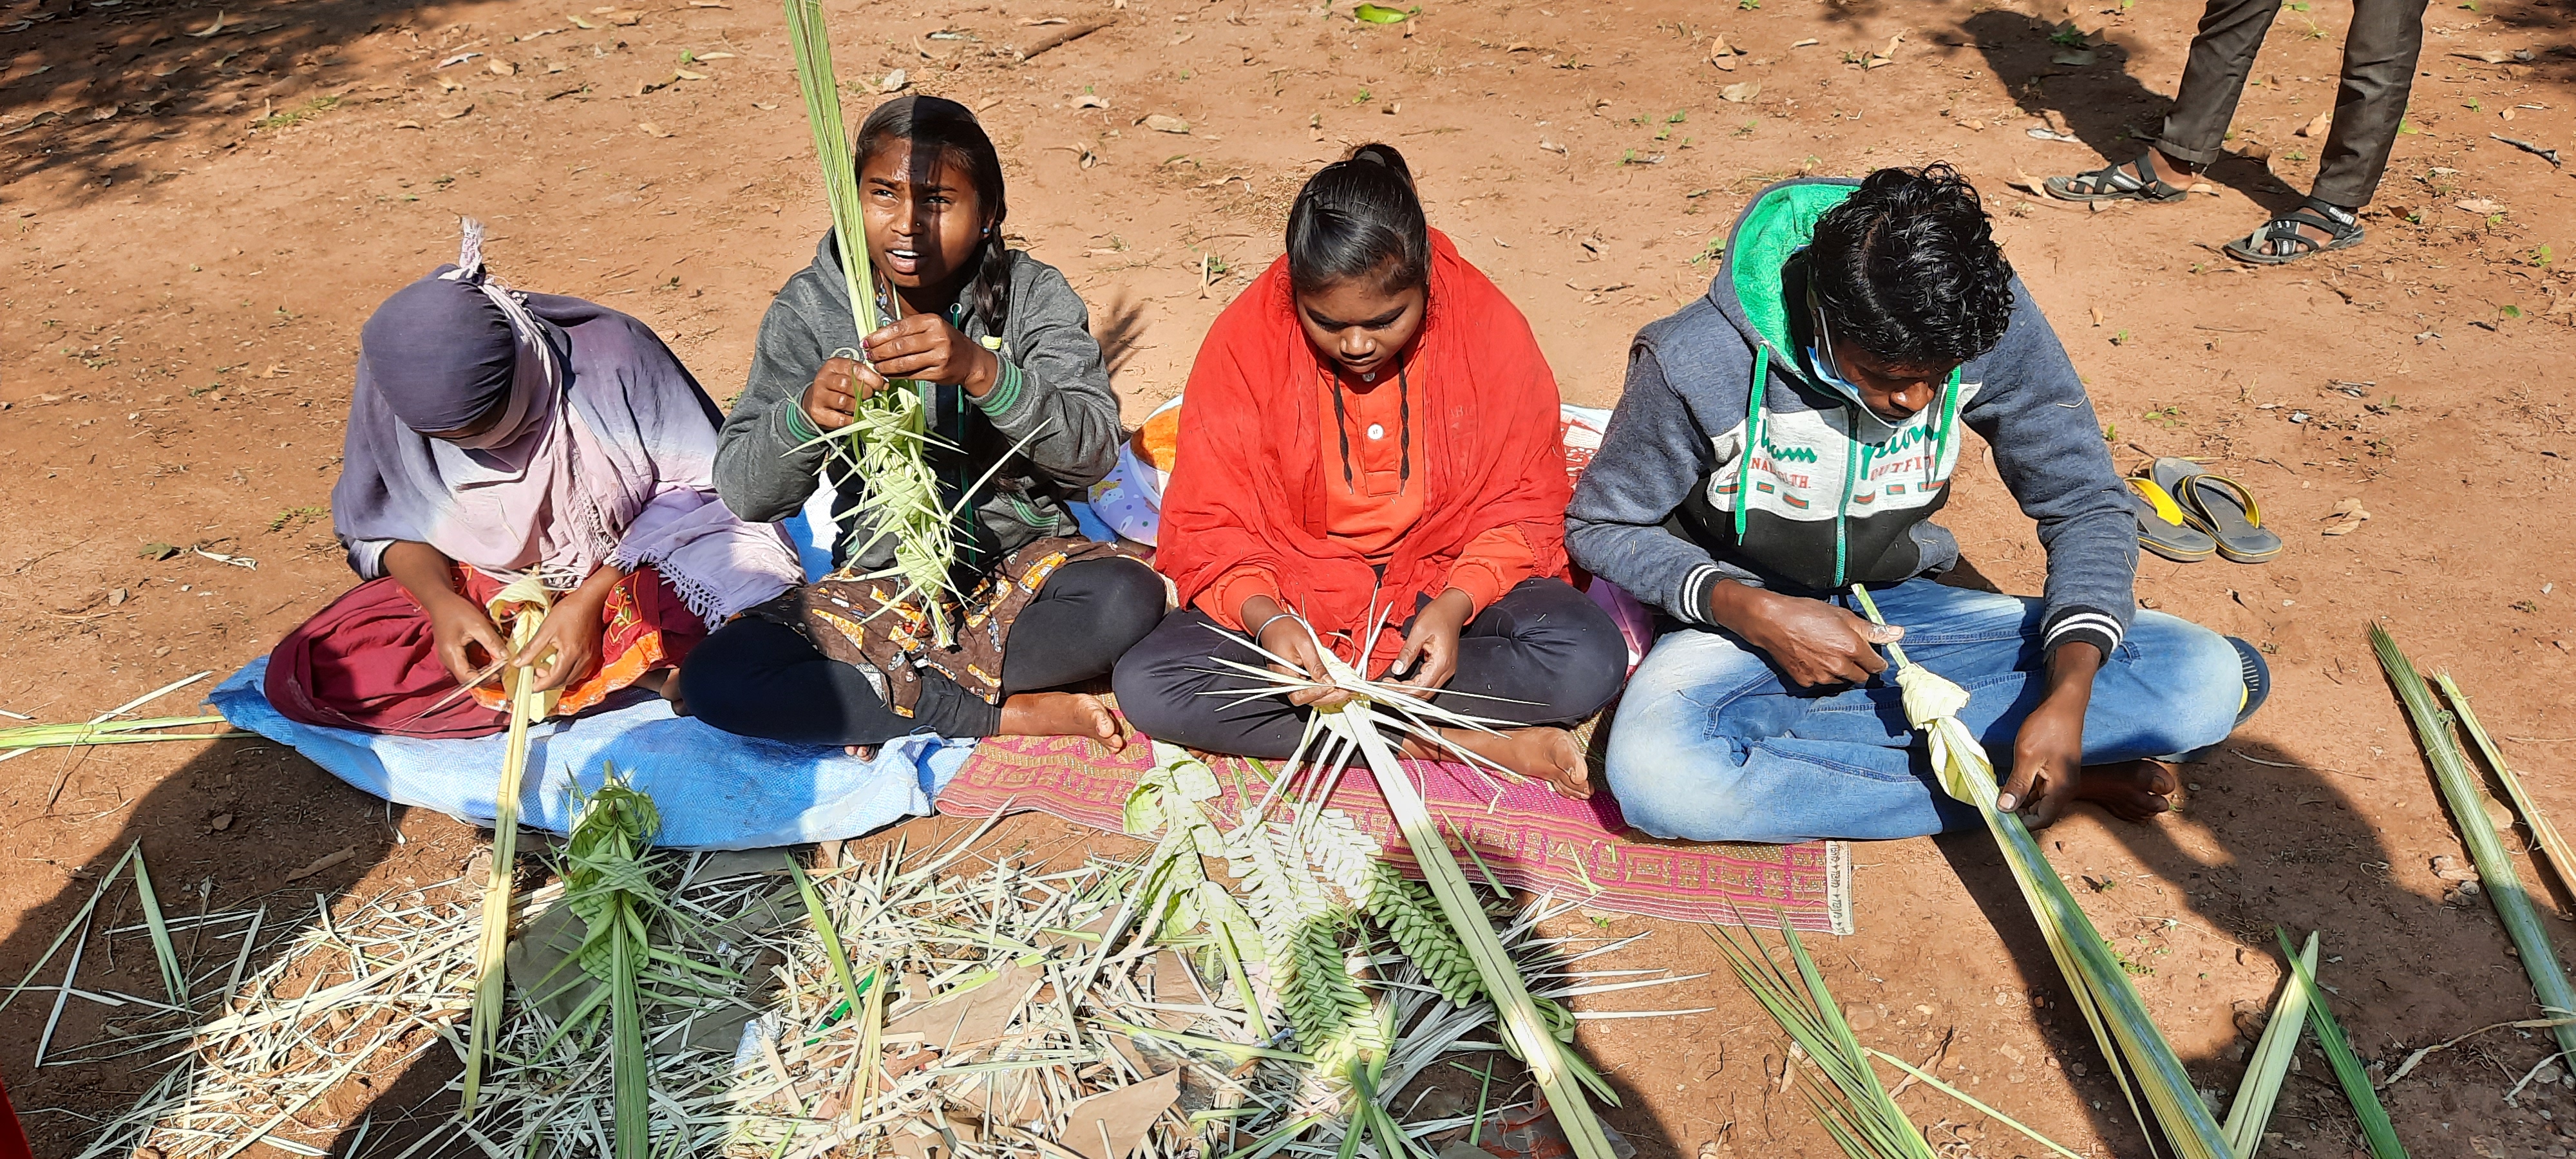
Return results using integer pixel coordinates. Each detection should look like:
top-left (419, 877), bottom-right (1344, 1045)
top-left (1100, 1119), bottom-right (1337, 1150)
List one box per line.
top-left (3, 0), bottom-right (2574, 1151)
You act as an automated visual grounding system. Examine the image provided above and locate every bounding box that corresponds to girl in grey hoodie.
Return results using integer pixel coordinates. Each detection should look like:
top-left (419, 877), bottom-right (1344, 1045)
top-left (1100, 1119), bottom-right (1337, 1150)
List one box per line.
top-left (681, 96), bottom-right (1165, 752)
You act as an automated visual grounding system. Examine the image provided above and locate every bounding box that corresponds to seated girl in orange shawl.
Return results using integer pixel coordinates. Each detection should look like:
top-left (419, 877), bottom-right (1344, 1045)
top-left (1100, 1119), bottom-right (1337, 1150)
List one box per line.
top-left (1112, 145), bottom-right (1625, 795)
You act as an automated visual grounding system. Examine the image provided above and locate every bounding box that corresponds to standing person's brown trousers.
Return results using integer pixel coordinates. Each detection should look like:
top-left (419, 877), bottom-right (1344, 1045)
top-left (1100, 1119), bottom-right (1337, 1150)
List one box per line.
top-left (2159, 0), bottom-right (2429, 209)
top-left (2043, 0), bottom-right (2429, 264)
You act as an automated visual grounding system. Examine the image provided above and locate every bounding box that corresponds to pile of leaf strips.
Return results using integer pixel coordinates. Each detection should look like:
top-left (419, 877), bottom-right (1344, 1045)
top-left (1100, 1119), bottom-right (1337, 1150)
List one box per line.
top-left (1162, 612), bottom-right (1701, 1159)
top-left (68, 800), bottom-right (1688, 1156)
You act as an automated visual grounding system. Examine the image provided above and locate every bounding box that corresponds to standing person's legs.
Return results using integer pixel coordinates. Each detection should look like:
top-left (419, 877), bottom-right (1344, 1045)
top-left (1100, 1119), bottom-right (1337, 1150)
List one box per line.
top-left (1604, 579), bottom-right (2259, 843)
top-left (2155, 0), bottom-right (2286, 171)
top-left (2309, 0), bottom-right (2430, 209)
top-left (2048, 0), bottom-right (2278, 200)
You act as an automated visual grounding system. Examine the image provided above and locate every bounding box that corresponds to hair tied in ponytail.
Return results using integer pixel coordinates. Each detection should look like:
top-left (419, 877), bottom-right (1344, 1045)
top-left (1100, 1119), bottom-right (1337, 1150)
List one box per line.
top-left (1285, 142), bottom-right (1430, 296)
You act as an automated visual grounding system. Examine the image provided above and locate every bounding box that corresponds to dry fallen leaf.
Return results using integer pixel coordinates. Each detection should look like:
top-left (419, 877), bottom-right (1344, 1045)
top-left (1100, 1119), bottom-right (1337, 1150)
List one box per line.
top-left (285, 846), bottom-right (357, 882)
top-left (439, 102), bottom-right (475, 119)
top-left (1720, 80), bottom-right (1761, 103)
top-left (1142, 113), bottom-right (1189, 133)
top-left (1538, 138), bottom-right (1566, 154)
top-left (1790, 37), bottom-right (1819, 47)
top-left (2320, 496), bottom-right (2371, 536)
top-left (674, 68), bottom-right (708, 80)
top-left (2297, 109), bottom-right (2331, 137)
top-left (568, 13), bottom-right (598, 28)
top-left (1063, 1069), bottom-right (1180, 1159)
top-left (1709, 53), bottom-right (1736, 71)
top-left (880, 68), bottom-right (909, 92)
top-left (2455, 196), bottom-right (2505, 216)
top-left (394, 119), bottom-right (424, 129)
top-left (607, 8), bottom-right (644, 24)
top-left (1709, 33), bottom-right (1735, 56)
top-left (696, 50), bottom-right (735, 59)
top-left (638, 120), bottom-right (673, 137)
top-left (488, 59), bottom-right (516, 75)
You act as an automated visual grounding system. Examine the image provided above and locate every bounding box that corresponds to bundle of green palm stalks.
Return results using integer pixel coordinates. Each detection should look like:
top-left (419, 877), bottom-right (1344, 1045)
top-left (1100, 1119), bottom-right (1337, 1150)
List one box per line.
top-left (2435, 672), bottom-right (2576, 898)
top-left (545, 775), bottom-right (734, 1159)
top-left (1849, 585), bottom-right (2232, 1158)
top-left (0, 715), bottom-right (247, 751)
top-left (2273, 928), bottom-right (2406, 1158)
top-left (1714, 915), bottom-right (2080, 1159)
top-left (464, 581), bottom-right (554, 1113)
top-left (2372, 625), bottom-right (2576, 1068)
top-left (781, 0), bottom-right (964, 643)
top-left (2223, 932), bottom-right (2316, 1158)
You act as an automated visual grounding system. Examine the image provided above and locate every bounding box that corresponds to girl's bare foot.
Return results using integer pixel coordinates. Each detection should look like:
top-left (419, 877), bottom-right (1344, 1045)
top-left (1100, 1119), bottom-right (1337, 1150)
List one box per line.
top-left (2074, 759), bottom-right (2180, 822)
top-left (1408, 725), bottom-right (1592, 799)
top-left (998, 691), bottom-right (1126, 751)
top-left (636, 669), bottom-right (683, 713)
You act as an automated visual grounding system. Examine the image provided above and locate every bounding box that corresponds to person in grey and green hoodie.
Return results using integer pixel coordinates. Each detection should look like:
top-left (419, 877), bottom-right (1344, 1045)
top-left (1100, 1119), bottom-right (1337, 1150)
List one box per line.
top-left (1565, 165), bottom-right (2268, 843)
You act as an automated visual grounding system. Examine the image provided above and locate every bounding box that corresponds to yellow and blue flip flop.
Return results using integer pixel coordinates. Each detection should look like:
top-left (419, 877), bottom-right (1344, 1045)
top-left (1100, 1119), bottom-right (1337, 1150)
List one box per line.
top-left (2175, 471), bottom-right (2283, 565)
top-left (2128, 476), bottom-right (2217, 562)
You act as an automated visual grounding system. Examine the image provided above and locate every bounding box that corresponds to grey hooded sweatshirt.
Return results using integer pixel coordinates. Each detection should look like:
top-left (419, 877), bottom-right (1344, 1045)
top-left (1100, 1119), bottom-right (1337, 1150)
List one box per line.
top-left (1565, 178), bottom-right (2137, 659)
top-left (714, 233), bottom-right (1122, 577)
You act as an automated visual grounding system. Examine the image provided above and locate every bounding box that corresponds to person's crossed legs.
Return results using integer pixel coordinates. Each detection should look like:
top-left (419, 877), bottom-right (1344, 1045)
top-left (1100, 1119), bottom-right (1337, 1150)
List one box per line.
top-left (1604, 578), bottom-right (2262, 844)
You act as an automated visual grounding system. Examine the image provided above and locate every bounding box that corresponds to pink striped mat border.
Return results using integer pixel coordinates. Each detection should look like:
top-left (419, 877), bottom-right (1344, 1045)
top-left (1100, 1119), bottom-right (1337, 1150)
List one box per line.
top-left (934, 733), bottom-right (1853, 934)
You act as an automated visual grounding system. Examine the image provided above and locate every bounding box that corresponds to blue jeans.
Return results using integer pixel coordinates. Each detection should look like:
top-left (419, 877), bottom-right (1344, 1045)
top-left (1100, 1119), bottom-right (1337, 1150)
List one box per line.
top-left (1604, 579), bottom-right (2252, 843)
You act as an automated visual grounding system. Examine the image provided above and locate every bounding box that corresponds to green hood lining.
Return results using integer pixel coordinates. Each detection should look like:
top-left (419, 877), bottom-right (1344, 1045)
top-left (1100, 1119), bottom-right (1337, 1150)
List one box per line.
top-left (1727, 180), bottom-right (1858, 363)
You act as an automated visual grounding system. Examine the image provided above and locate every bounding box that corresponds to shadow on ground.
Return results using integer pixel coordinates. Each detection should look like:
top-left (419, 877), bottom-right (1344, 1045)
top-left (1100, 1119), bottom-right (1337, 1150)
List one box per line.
top-left (1936, 706), bottom-right (2576, 1154)
top-left (1953, 8), bottom-right (2306, 218)
top-left (1, 0), bottom-right (445, 189)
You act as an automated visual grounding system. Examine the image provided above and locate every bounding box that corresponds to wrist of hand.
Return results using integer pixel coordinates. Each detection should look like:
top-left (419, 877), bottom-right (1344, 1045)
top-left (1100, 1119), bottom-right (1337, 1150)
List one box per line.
top-left (961, 345), bottom-right (1001, 397)
top-left (1700, 580), bottom-right (1770, 634)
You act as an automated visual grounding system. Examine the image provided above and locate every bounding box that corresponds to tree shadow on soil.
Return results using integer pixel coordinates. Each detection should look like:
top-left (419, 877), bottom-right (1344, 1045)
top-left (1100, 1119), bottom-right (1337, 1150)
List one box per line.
top-left (1, 0), bottom-right (453, 190)
top-left (0, 735), bottom-right (469, 1153)
top-left (1951, 10), bottom-right (2304, 217)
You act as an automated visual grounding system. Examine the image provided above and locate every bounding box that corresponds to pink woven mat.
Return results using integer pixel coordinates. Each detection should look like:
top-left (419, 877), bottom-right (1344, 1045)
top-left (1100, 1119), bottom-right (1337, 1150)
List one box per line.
top-left (933, 733), bottom-right (1853, 934)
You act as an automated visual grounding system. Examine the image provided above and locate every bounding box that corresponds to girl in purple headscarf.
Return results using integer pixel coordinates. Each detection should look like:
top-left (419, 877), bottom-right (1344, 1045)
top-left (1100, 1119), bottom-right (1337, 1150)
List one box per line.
top-left (264, 220), bottom-right (806, 737)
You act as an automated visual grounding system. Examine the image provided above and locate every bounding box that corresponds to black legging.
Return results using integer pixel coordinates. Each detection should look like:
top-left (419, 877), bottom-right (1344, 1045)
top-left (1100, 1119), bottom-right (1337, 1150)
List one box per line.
top-left (1110, 577), bottom-right (1627, 760)
top-left (681, 557), bottom-right (1166, 746)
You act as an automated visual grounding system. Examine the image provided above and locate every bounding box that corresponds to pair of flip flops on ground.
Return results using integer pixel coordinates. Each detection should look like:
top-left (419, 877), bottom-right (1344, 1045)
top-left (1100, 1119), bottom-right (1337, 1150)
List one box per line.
top-left (2129, 458), bottom-right (2282, 564)
top-left (2043, 151), bottom-right (2365, 265)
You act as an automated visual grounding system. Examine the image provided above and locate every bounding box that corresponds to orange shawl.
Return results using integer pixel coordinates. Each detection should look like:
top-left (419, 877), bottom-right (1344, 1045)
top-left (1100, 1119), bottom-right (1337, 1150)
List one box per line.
top-left (1155, 230), bottom-right (1572, 659)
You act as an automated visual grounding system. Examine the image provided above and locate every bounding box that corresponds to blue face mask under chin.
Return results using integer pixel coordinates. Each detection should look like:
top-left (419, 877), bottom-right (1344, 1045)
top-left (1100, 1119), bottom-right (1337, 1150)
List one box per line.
top-left (1806, 305), bottom-right (1903, 440)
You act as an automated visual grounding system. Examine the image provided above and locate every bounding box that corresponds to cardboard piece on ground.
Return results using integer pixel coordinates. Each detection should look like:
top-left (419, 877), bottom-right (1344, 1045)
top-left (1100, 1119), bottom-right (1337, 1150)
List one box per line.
top-left (886, 963), bottom-right (1045, 1049)
top-left (1063, 1069), bottom-right (1180, 1159)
